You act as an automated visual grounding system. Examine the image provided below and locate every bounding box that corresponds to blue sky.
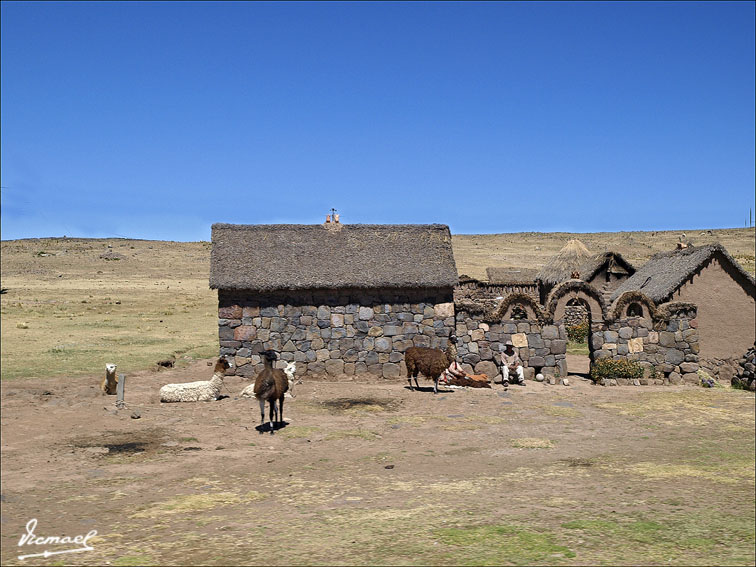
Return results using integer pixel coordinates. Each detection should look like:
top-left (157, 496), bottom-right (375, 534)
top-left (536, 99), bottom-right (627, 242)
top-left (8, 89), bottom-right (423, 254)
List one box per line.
top-left (2, 1), bottom-right (754, 241)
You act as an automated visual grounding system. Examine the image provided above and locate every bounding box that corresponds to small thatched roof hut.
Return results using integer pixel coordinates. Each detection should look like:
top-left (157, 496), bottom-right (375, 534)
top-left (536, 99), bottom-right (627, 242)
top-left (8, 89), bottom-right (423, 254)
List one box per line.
top-left (536, 239), bottom-right (593, 286)
top-left (210, 223), bottom-right (459, 379)
top-left (210, 223), bottom-right (458, 291)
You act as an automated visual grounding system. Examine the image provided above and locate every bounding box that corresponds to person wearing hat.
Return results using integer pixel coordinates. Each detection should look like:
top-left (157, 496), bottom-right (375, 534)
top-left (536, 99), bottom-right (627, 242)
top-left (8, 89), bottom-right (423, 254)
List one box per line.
top-left (500, 340), bottom-right (525, 387)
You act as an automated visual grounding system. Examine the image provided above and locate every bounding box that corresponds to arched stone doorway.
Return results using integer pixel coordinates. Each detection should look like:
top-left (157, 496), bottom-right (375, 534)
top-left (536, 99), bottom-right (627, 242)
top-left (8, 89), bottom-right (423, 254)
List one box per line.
top-left (547, 280), bottom-right (606, 379)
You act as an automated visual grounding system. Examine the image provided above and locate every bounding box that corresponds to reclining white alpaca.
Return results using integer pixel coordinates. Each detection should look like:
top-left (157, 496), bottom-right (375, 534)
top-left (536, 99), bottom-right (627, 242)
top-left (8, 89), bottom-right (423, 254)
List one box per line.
top-left (240, 361), bottom-right (298, 400)
top-left (160, 357), bottom-right (231, 403)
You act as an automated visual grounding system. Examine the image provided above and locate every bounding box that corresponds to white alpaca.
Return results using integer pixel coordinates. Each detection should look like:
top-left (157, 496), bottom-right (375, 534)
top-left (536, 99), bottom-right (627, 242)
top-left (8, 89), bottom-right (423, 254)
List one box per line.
top-left (160, 357), bottom-right (231, 403)
top-left (241, 361), bottom-right (298, 399)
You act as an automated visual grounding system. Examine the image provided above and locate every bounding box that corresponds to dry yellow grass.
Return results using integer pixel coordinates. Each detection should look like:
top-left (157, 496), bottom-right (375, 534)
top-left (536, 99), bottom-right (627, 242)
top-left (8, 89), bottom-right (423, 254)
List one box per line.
top-left (2, 228), bottom-right (753, 380)
top-left (452, 227), bottom-right (755, 280)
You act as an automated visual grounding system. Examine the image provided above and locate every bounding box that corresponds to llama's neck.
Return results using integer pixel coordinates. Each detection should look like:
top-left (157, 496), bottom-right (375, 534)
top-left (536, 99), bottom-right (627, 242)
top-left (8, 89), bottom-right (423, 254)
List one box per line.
top-left (210, 372), bottom-right (225, 386)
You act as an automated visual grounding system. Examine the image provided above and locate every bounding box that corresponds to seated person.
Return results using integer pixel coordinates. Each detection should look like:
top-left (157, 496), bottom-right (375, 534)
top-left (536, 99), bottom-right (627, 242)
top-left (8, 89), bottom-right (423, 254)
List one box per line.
top-left (441, 358), bottom-right (467, 384)
top-left (500, 340), bottom-right (525, 387)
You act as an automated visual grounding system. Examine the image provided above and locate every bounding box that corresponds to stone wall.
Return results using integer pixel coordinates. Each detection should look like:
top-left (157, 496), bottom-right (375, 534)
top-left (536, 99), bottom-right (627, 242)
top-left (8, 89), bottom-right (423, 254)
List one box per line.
top-left (217, 288), bottom-right (455, 378)
top-left (591, 304), bottom-right (699, 385)
top-left (730, 345), bottom-right (755, 391)
top-left (564, 304), bottom-right (589, 327)
top-left (455, 310), bottom-right (568, 381)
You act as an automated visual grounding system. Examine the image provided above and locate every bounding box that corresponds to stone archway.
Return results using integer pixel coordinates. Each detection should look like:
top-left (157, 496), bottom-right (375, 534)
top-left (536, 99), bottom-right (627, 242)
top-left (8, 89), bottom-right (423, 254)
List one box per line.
top-left (547, 280), bottom-right (606, 324)
top-left (610, 291), bottom-right (656, 322)
top-left (491, 293), bottom-right (548, 323)
top-left (546, 280), bottom-right (606, 378)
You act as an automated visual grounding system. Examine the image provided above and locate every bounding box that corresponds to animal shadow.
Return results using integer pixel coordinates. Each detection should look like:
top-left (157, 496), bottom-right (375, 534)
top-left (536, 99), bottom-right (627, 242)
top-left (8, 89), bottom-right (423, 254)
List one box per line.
top-left (255, 421), bottom-right (290, 435)
top-left (403, 385), bottom-right (452, 394)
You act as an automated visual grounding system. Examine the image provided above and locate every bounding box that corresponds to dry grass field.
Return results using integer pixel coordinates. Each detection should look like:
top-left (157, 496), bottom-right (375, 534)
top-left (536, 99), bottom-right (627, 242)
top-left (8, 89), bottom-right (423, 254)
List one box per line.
top-left (1, 363), bottom-right (754, 566)
top-left (2, 228), bottom-right (753, 381)
top-left (452, 227), bottom-right (755, 281)
top-left (1, 228), bottom-right (754, 566)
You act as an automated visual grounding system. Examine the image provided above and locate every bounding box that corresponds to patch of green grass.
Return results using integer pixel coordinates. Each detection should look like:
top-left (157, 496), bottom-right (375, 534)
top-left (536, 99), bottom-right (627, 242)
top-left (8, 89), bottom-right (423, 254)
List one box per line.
top-left (113, 555), bottom-right (156, 566)
top-left (566, 340), bottom-right (590, 355)
top-left (325, 429), bottom-right (381, 441)
top-left (278, 425), bottom-right (320, 439)
top-left (436, 524), bottom-right (575, 565)
top-left (543, 405), bottom-right (582, 418)
top-left (179, 437), bottom-right (198, 443)
top-left (561, 512), bottom-right (756, 564)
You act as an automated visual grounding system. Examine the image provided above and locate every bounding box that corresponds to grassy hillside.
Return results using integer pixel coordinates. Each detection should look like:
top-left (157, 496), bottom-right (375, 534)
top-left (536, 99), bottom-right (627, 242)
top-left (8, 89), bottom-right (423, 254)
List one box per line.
top-left (1, 228), bottom-right (754, 380)
top-left (452, 227), bottom-right (755, 281)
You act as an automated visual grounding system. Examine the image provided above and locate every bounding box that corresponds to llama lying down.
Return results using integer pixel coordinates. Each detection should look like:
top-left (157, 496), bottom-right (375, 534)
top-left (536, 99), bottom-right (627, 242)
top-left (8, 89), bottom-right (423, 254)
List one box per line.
top-left (159, 357), bottom-right (231, 402)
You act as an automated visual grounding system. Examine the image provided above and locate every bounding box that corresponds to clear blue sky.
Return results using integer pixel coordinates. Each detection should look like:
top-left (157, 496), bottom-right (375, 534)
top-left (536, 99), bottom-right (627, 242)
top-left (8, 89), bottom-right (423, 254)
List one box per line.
top-left (2, 1), bottom-right (754, 241)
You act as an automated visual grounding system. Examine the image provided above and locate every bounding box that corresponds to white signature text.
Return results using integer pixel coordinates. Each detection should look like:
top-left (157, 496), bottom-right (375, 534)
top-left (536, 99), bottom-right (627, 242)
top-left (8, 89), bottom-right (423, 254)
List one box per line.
top-left (17, 518), bottom-right (97, 560)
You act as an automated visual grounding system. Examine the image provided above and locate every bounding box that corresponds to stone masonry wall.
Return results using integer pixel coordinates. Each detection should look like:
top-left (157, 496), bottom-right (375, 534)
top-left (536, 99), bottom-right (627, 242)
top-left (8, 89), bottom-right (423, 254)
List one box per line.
top-left (455, 310), bottom-right (568, 382)
top-left (217, 288), bottom-right (455, 379)
top-left (564, 304), bottom-right (589, 327)
top-left (591, 308), bottom-right (699, 385)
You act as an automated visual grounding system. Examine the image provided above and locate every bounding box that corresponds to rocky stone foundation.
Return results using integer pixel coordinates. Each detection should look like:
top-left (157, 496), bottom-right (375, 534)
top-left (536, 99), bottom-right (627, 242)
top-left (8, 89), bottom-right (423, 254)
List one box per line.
top-left (729, 345), bottom-right (755, 391)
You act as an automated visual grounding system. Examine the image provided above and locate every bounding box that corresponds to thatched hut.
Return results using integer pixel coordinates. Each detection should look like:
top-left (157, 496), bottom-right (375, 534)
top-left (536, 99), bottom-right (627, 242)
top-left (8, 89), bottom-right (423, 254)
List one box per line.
top-left (610, 244), bottom-right (755, 380)
top-left (536, 240), bottom-right (634, 304)
top-left (210, 223), bottom-right (458, 378)
top-left (536, 239), bottom-right (594, 303)
top-left (577, 251), bottom-right (635, 303)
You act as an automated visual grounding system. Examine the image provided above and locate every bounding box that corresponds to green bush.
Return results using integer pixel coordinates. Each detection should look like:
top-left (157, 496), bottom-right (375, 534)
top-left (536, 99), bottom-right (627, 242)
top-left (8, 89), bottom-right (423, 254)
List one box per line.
top-left (566, 320), bottom-right (589, 343)
top-left (590, 358), bottom-right (644, 383)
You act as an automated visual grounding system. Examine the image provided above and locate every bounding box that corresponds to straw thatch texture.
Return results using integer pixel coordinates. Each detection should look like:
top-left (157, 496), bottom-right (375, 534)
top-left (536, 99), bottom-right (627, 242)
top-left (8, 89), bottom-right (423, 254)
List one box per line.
top-left (579, 252), bottom-right (634, 282)
top-left (485, 267), bottom-right (540, 285)
top-left (210, 224), bottom-right (458, 291)
top-left (536, 239), bottom-right (593, 285)
top-left (488, 293), bottom-right (550, 323)
top-left (610, 244), bottom-right (755, 304)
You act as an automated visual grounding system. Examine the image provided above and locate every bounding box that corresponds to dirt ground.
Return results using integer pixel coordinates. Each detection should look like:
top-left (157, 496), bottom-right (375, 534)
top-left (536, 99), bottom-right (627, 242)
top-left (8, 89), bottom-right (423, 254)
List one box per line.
top-left (1, 358), bottom-right (754, 566)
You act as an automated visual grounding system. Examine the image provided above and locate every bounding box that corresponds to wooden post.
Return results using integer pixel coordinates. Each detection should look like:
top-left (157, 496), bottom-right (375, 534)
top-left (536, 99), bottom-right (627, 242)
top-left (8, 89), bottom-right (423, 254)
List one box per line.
top-left (116, 374), bottom-right (126, 408)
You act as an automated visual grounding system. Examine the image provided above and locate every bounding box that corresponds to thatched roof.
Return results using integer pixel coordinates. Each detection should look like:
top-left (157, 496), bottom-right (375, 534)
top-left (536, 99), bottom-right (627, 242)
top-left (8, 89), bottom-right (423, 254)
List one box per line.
top-left (485, 267), bottom-right (540, 285)
top-left (610, 244), bottom-right (755, 304)
top-left (210, 223), bottom-right (458, 291)
top-left (579, 252), bottom-right (635, 282)
top-left (536, 239), bottom-right (593, 285)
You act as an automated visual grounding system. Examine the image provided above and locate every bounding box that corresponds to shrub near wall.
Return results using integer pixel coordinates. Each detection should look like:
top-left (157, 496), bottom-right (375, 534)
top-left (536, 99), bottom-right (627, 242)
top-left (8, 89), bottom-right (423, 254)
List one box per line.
top-left (590, 359), bottom-right (644, 385)
top-left (591, 303), bottom-right (699, 385)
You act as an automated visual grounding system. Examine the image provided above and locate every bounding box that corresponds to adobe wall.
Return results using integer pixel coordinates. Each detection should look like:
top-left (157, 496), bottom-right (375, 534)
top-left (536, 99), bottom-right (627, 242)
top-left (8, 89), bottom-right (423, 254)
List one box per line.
top-left (671, 257), bottom-right (756, 379)
top-left (455, 309), bottom-right (568, 382)
top-left (217, 287), bottom-right (455, 378)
